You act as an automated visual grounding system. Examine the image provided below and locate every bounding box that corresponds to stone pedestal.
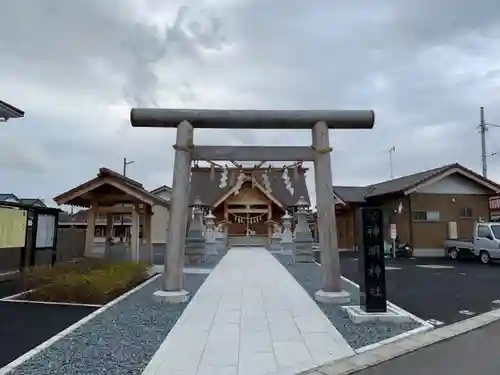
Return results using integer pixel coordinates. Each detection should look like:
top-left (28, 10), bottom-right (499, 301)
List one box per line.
top-left (205, 210), bottom-right (217, 244)
top-left (269, 222), bottom-right (282, 251)
top-left (185, 199), bottom-right (207, 265)
top-left (270, 234), bottom-right (282, 251)
top-left (315, 290), bottom-right (351, 304)
top-left (280, 212), bottom-right (294, 256)
top-left (342, 305), bottom-right (411, 324)
top-left (203, 210), bottom-right (222, 263)
top-left (293, 196), bottom-right (314, 263)
top-left (153, 289), bottom-right (190, 304)
top-left (213, 222), bottom-right (228, 254)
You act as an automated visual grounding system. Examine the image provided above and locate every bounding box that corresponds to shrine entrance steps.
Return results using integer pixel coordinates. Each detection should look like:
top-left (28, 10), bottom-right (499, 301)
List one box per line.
top-left (227, 235), bottom-right (268, 248)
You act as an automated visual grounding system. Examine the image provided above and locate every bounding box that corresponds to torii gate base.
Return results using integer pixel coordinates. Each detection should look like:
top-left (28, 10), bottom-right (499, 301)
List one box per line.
top-left (130, 109), bottom-right (375, 304)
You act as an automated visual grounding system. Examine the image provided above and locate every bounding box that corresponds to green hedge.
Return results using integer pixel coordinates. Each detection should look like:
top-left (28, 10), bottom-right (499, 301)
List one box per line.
top-left (22, 260), bottom-right (148, 305)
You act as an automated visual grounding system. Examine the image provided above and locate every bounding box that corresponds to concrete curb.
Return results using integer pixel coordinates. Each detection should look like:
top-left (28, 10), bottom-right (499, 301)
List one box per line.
top-left (0, 274), bottom-right (161, 375)
top-left (301, 307), bottom-right (500, 375)
top-left (0, 271), bottom-right (18, 282)
top-left (0, 298), bottom-right (103, 308)
top-left (339, 275), bottom-right (435, 354)
top-left (0, 289), bottom-right (103, 308)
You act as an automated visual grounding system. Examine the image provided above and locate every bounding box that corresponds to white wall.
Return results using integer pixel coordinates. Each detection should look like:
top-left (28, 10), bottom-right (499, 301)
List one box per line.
top-left (151, 188), bottom-right (171, 244)
top-left (417, 174), bottom-right (491, 195)
top-left (151, 204), bottom-right (170, 243)
top-left (155, 190), bottom-right (172, 201)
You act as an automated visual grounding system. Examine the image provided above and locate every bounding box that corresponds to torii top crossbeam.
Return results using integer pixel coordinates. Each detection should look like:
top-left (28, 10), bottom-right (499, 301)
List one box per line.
top-left (130, 108), bottom-right (375, 129)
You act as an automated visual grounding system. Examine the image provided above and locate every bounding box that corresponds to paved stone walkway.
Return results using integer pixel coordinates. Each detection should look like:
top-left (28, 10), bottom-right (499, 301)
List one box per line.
top-left (142, 247), bottom-right (354, 375)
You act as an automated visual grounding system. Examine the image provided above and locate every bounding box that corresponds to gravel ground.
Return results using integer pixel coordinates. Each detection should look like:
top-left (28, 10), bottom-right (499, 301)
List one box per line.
top-left (7, 272), bottom-right (210, 375)
top-left (273, 253), bottom-right (423, 350)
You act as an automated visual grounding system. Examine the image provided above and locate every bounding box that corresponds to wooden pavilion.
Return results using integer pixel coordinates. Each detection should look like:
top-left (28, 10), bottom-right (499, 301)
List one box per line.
top-left (53, 167), bottom-right (170, 263)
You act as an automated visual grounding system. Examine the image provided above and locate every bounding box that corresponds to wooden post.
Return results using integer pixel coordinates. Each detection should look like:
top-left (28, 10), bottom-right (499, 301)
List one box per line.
top-left (163, 120), bottom-right (193, 292)
top-left (312, 121), bottom-right (349, 304)
top-left (51, 211), bottom-right (60, 266)
top-left (85, 204), bottom-right (96, 257)
top-left (29, 211), bottom-right (39, 267)
top-left (144, 206), bottom-right (153, 265)
top-left (19, 211), bottom-right (30, 271)
top-left (105, 213), bottom-right (113, 257)
top-left (131, 204), bottom-right (140, 262)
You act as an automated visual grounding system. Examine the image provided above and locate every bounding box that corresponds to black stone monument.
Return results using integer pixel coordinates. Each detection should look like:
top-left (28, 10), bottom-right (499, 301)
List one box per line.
top-left (358, 207), bottom-right (387, 313)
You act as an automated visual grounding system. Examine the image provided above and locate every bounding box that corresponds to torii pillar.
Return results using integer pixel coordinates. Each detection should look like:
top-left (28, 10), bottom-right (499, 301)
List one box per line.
top-left (130, 108), bottom-right (375, 304)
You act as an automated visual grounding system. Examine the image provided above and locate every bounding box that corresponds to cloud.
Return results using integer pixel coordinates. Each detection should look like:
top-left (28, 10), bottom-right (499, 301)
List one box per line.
top-left (2, 0), bottom-right (500, 205)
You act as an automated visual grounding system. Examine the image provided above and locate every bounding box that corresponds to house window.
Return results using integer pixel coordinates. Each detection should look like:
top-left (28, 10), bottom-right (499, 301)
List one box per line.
top-left (94, 225), bottom-right (106, 237)
top-left (113, 226), bottom-right (130, 238)
top-left (412, 210), bottom-right (440, 222)
top-left (460, 206), bottom-right (473, 218)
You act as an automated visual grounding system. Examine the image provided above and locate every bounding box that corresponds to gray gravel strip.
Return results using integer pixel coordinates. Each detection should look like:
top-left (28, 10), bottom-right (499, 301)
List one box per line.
top-left (273, 254), bottom-right (422, 349)
top-left (7, 272), bottom-right (209, 375)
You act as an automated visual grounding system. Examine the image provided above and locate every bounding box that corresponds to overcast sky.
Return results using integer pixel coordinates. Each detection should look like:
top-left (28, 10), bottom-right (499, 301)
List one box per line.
top-left (2, 0), bottom-right (500, 207)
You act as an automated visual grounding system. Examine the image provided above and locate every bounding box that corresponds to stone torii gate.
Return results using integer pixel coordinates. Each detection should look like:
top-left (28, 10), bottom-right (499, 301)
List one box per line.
top-left (130, 109), bottom-right (375, 303)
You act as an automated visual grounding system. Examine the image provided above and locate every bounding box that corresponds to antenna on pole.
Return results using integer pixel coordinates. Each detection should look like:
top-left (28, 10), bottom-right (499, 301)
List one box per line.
top-left (387, 146), bottom-right (396, 179)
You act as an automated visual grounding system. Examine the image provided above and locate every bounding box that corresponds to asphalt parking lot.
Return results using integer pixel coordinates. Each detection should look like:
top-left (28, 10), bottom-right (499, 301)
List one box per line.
top-left (0, 279), bottom-right (97, 367)
top-left (340, 252), bottom-right (500, 326)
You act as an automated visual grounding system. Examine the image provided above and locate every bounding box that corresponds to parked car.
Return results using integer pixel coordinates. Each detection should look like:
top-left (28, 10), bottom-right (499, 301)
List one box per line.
top-left (443, 222), bottom-right (500, 264)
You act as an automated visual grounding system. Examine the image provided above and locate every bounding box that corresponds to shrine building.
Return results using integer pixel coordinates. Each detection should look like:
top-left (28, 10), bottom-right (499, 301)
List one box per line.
top-left (189, 166), bottom-right (310, 246)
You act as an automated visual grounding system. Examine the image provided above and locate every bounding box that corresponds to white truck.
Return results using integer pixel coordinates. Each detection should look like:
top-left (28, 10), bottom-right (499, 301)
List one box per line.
top-left (443, 222), bottom-right (500, 264)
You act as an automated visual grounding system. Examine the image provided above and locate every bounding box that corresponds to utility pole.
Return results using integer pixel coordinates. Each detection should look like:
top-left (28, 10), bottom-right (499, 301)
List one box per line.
top-left (123, 157), bottom-right (134, 176)
top-left (120, 158), bottom-right (135, 240)
top-left (480, 107), bottom-right (487, 178)
top-left (479, 107), bottom-right (500, 178)
top-left (387, 146), bottom-right (396, 179)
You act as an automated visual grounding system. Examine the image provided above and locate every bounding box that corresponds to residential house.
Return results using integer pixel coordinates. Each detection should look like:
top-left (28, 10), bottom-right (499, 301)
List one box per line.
top-left (332, 163), bottom-right (500, 257)
top-left (489, 196), bottom-right (500, 221)
top-left (0, 194), bottom-right (46, 207)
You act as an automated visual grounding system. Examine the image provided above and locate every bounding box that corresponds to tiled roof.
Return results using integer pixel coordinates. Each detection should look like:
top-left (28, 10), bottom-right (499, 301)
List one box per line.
top-left (54, 167), bottom-right (170, 208)
top-left (333, 163), bottom-right (500, 203)
top-left (0, 194), bottom-right (46, 207)
top-left (0, 193), bottom-right (18, 202)
top-left (19, 198), bottom-right (46, 207)
top-left (0, 100), bottom-right (24, 120)
top-left (150, 185), bottom-right (172, 194)
top-left (332, 186), bottom-right (367, 203)
top-left (189, 167), bottom-right (310, 207)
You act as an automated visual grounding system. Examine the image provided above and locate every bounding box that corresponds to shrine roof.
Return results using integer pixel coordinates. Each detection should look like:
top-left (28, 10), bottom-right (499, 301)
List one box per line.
top-left (53, 167), bottom-right (170, 208)
top-left (189, 167), bottom-right (310, 208)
